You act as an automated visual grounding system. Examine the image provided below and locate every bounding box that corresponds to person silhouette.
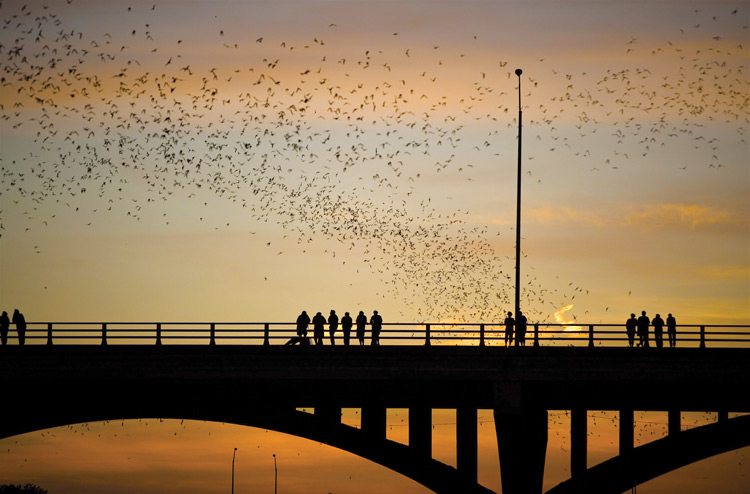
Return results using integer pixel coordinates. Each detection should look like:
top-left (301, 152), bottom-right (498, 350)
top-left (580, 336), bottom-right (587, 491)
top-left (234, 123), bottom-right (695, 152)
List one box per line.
top-left (0, 311), bottom-right (9, 346)
top-left (296, 310), bottom-right (310, 338)
top-left (515, 311), bottom-right (527, 346)
top-left (370, 310), bottom-right (382, 346)
top-left (341, 312), bottom-right (353, 346)
top-left (626, 313), bottom-right (637, 347)
top-left (312, 312), bottom-right (326, 346)
top-left (328, 310), bottom-right (339, 346)
top-left (666, 313), bottom-right (677, 348)
top-left (355, 311), bottom-right (367, 346)
top-left (636, 311), bottom-right (650, 347)
top-left (652, 313), bottom-right (665, 348)
top-left (12, 309), bottom-right (26, 346)
top-left (503, 311), bottom-right (515, 347)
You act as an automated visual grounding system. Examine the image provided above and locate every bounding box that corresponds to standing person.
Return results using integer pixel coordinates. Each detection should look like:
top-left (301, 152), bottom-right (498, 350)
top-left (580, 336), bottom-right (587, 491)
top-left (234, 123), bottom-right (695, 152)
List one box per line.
top-left (355, 311), bottom-right (367, 346)
top-left (652, 313), bottom-right (665, 348)
top-left (328, 310), bottom-right (339, 346)
top-left (0, 311), bottom-right (9, 346)
top-left (625, 313), bottom-right (637, 348)
top-left (515, 311), bottom-right (527, 347)
top-left (341, 312), bottom-right (353, 346)
top-left (370, 310), bottom-right (382, 346)
top-left (312, 312), bottom-right (326, 346)
top-left (503, 311), bottom-right (515, 347)
top-left (637, 311), bottom-right (650, 347)
top-left (666, 313), bottom-right (677, 348)
top-left (12, 309), bottom-right (26, 346)
top-left (296, 311), bottom-right (310, 340)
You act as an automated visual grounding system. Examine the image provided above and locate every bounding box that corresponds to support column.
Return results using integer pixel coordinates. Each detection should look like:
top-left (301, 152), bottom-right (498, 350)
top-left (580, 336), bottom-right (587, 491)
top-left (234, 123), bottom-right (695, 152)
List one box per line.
top-left (668, 409), bottom-right (681, 437)
top-left (495, 387), bottom-right (547, 494)
top-left (571, 408), bottom-right (587, 479)
top-left (409, 406), bottom-right (431, 458)
top-left (619, 409), bottom-right (634, 455)
top-left (457, 406), bottom-right (478, 483)
top-left (718, 410), bottom-right (729, 422)
top-left (362, 405), bottom-right (386, 442)
top-left (314, 405), bottom-right (341, 428)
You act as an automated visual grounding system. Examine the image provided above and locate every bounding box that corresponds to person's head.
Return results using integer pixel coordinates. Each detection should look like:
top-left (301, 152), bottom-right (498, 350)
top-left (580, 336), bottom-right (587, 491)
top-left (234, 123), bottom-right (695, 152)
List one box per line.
top-left (301, 310), bottom-right (307, 315)
top-left (359, 311), bottom-right (364, 315)
top-left (13, 309), bottom-right (19, 315)
top-left (668, 313), bottom-right (672, 317)
top-left (316, 312), bottom-right (322, 316)
top-left (655, 313), bottom-right (660, 318)
top-left (641, 310), bottom-right (646, 316)
top-left (345, 312), bottom-right (350, 316)
top-left (373, 310), bottom-right (378, 315)
top-left (330, 309), bottom-right (336, 314)
top-left (1, 311), bottom-right (6, 316)
top-left (507, 311), bottom-right (513, 317)
top-left (631, 313), bottom-right (636, 318)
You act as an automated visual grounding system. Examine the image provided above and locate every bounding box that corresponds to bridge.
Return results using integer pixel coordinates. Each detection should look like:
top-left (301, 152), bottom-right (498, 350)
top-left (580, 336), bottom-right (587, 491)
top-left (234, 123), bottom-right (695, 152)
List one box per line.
top-left (1, 321), bottom-right (749, 494)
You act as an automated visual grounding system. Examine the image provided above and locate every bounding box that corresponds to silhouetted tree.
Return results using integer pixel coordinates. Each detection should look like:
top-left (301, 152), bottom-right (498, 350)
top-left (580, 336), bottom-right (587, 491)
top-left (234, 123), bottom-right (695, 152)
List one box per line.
top-left (0, 484), bottom-right (48, 494)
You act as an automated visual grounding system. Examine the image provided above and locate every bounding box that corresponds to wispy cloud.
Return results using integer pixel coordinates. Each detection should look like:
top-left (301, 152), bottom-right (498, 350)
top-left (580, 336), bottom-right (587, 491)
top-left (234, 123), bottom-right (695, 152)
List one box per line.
top-left (626, 203), bottom-right (746, 232)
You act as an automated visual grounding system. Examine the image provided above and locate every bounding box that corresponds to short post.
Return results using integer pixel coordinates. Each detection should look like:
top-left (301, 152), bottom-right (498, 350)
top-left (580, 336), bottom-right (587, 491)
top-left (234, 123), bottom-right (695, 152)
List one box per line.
top-left (101, 323), bottom-right (108, 345)
top-left (264, 323), bottom-right (270, 346)
top-left (588, 324), bottom-right (594, 348)
top-left (156, 323), bottom-right (162, 346)
top-left (479, 324), bottom-right (485, 347)
top-left (425, 324), bottom-right (431, 346)
top-left (533, 323), bottom-right (539, 347)
top-left (210, 323), bottom-right (216, 346)
top-left (47, 323), bottom-right (53, 346)
top-left (699, 325), bottom-right (706, 348)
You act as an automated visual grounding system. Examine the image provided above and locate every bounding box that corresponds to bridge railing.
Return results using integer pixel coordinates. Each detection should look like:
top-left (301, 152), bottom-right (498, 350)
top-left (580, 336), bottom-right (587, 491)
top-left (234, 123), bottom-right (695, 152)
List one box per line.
top-left (3, 322), bottom-right (750, 348)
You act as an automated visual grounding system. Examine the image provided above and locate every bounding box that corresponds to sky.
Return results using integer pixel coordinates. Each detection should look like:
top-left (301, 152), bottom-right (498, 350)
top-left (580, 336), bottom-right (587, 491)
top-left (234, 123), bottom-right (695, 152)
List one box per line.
top-left (0, 0), bottom-right (748, 492)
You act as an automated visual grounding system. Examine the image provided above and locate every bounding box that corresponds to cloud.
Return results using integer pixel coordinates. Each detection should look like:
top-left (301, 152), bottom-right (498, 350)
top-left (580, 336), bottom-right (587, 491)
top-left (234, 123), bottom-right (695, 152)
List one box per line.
top-left (626, 203), bottom-right (746, 232)
top-left (526, 206), bottom-right (606, 227)
top-left (553, 303), bottom-right (584, 332)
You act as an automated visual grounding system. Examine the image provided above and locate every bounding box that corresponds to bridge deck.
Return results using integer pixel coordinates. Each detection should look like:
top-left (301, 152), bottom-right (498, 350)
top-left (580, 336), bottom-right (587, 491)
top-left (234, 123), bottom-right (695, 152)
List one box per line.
top-left (2, 346), bottom-right (748, 412)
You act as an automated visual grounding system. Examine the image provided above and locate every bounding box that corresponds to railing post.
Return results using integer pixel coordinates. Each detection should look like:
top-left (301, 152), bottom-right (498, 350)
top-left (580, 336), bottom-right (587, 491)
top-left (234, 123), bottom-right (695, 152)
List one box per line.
top-left (101, 323), bottom-right (107, 346)
top-left (47, 323), bottom-right (53, 346)
top-left (699, 325), bottom-right (706, 348)
top-left (479, 324), bottom-right (485, 347)
top-left (156, 323), bottom-right (162, 346)
top-left (264, 323), bottom-right (270, 346)
top-left (533, 323), bottom-right (539, 347)
top-left (588, 324), bottom-right (594, 348)
top-left (210, 323), bottom-right (216, 346)
top-left (425, 324), bottom-right (431, 346)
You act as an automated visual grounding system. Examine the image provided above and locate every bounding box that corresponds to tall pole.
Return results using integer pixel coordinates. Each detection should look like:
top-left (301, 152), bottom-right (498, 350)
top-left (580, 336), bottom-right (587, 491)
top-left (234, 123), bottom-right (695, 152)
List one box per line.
top-left (231, 448), bottom-right (237, 494)
top-left (273, 454), bottom-right (278, 494)
top-left (514, 68), bottom-right (523, 323)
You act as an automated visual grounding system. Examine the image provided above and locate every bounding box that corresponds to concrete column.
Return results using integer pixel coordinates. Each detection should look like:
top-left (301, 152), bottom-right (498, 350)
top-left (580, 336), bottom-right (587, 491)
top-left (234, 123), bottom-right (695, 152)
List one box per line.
top-left (668, 409), bottom-right (681, 437)
top-left (571, 408), bottom-right (587, 479)
top-left (457, 406), bottom-right (478, 483)
top-left (314, 405), bottom-right (341, 428)
top-left (495, 406), bottom-right (548, 494)
top-left (718, 410), bottom-right (729, 422)
top-left (408, 406), bottom-right (431, 458)
top-left (362, 405), bottom-right (386, 442)
top-left (619, 408), bottom-right (634, 455)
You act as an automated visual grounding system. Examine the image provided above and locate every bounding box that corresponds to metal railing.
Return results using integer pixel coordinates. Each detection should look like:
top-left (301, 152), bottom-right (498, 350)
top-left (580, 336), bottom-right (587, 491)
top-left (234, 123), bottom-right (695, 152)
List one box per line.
top-left (1, 322), bottom-right (749, 348)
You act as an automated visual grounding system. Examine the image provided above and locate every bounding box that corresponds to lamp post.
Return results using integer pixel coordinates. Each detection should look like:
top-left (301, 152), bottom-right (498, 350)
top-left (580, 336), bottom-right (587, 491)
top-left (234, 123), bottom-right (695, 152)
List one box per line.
top-left (514, 68), bottom-right (523, 323)
top-left (231, 447), bottom-right (237, 494)
top-left (272, 454), bottom-right (278, 494)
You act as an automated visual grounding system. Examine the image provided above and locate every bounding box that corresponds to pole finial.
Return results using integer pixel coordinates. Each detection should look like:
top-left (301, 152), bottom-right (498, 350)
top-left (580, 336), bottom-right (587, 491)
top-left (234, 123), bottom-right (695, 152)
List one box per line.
top-left (515, 68), bottom-right (523, 76)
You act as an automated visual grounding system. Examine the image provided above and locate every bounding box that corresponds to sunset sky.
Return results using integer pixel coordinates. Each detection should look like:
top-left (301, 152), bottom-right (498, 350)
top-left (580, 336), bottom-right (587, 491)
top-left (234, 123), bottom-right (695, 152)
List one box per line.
top-left (0, 0), bottom-right (748, 492)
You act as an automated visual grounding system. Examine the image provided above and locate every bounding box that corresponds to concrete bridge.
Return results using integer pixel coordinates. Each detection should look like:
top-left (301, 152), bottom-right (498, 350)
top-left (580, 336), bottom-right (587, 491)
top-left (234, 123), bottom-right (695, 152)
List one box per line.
top-left (1, 342), bottom-right (749, 493)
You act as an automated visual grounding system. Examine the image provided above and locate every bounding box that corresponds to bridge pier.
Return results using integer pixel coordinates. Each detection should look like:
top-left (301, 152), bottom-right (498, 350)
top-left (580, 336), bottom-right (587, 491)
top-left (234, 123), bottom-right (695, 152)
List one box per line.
top-left (457, 406), bottom-right (478, 483)
top-left (409, 406), bottom-right (432, 458)
top-left (362, 405), bottom-right (387, 442)
top-left (494, 384), bottom-right (547, 494)
top-left (619, 408), bottom-right (634, 455)
top-left (668, 409), bottom-right (681, 437)
top-left (315, 405), bottom-right (341, 427)
top-left (571, 408), bottom-right (587, 479)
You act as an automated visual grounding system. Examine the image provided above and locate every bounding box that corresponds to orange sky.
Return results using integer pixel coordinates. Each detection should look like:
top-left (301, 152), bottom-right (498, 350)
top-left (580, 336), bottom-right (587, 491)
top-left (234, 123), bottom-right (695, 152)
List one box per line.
top-left (1, 0), bottom-right (748, 492)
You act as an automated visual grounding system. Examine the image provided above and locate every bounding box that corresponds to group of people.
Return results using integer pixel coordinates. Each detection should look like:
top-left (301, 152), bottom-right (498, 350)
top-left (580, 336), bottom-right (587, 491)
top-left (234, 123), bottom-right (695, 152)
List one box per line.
top-left (290, 310), bottom-right (383, 346)
top-left (625, 311), bottom-right (677, 348)
top-left (0, 309), bottom-right (27, 346)
top-left (502, 311), bottom-right (529, 347)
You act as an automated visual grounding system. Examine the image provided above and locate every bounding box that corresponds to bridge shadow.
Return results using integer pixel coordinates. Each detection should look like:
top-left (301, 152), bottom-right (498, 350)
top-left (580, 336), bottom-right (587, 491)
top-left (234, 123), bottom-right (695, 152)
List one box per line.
top-left (546, 414), bottom-right (750, 494)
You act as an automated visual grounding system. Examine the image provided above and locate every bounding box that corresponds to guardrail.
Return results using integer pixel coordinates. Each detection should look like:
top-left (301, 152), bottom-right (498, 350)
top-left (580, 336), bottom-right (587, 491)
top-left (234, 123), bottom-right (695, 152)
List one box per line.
top-left (1, 322), bottom-right (749, 348)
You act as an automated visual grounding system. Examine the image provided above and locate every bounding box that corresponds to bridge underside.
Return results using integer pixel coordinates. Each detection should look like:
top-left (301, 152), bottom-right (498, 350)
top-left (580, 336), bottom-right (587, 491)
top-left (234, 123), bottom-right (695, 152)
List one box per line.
top-left (2, 345), bottom-right (749, 494)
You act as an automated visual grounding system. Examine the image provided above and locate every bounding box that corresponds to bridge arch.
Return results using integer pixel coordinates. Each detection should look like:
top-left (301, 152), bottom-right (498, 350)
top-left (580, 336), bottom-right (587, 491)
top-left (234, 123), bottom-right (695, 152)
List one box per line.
top-left (546, 414), bottom-right (750, 494)
top-left (0, 406), bottom-right (494, 494)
